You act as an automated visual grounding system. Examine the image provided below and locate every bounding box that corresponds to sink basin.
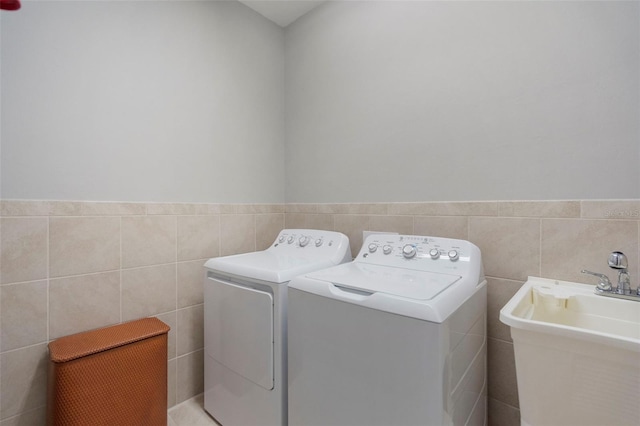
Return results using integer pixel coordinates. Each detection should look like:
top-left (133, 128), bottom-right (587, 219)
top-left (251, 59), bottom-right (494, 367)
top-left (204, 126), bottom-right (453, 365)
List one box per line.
top-left (500, 277), bottom-right (640, 426)
top-left (501, 276), bottom-right (640, 351)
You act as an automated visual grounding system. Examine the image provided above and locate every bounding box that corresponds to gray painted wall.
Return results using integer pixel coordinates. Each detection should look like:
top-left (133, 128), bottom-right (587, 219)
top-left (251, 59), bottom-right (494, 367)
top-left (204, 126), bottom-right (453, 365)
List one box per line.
top-left (2, 1), bottom-right (638, 204)
top-left (285, 1), bottom-right (640, 202)
top-left (1, 0), bottom-right (285, 203)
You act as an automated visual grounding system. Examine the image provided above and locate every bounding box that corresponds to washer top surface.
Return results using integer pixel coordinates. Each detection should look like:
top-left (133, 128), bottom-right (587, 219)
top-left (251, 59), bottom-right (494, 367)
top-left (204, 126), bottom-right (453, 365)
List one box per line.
top-left (308, 262), bottom-right (461, 301)
top-left (204, 229), bottom-right (351, 283)
top-left (290, 234), bottom-right (485, 322)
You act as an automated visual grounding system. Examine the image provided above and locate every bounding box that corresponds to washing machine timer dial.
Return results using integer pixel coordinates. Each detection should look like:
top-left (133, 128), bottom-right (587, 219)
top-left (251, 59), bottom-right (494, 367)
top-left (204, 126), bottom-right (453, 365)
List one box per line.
top-left (298, 236), bottom-right (310, 247)
top-left (402, 244), bottom-right (417, 259)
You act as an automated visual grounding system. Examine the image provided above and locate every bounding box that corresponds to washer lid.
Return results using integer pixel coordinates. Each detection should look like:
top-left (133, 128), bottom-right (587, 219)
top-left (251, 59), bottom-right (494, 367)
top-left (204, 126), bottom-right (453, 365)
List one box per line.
top-left (307, 262), bottom-right (462, 300)
top-left (205, 251), bottom-right (337, 283)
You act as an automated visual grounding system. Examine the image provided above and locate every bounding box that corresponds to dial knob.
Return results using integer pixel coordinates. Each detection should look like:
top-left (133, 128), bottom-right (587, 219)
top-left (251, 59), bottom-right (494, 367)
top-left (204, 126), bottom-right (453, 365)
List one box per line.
top-left (315, 238), bottom-right (323, 247)
top-left (448, 250), bottom-right (459, 261)
top-left (299, 236), bottom-right (310, 247)
top-left (429, 248), bottom-right (440, 259)
top-left (368, 243), bottom-right (378, 253)
top-left (287, 235), bottom-right (295, 244)
top-left (383, 245), bottom-right (393, 255)
top-left (278, 236), bottom-right (285, 243)
top-left (402, 244), bottom-right (417, 259)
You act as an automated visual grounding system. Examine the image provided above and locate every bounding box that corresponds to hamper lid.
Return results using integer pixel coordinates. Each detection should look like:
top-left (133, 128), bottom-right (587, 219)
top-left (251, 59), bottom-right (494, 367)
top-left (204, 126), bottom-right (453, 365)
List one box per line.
top-left (48, 317), bottom-right (170, 363)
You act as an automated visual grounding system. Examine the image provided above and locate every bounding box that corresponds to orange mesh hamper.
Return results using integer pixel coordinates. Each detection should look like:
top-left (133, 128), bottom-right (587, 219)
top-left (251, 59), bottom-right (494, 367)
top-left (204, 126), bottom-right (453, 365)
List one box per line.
top-left (47, 318), bottom-right (170, 426)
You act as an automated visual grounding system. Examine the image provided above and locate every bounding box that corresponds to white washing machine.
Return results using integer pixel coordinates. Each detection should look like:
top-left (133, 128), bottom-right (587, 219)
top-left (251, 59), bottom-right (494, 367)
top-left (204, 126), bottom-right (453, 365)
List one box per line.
top-left (288, 234), bottom-right (487, 426)
top-left (204, 229), bottom-right (351, 426)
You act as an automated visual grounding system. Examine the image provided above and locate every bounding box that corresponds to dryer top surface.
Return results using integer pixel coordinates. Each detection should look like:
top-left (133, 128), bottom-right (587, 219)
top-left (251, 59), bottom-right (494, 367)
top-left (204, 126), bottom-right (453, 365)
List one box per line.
top-left (204, 229), bottom-right (351, 283)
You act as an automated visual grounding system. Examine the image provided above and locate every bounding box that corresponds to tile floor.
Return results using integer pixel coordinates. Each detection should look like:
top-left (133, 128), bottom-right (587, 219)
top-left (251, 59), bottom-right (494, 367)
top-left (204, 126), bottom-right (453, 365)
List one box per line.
top-left (168, 394), bottom-right (220, 426)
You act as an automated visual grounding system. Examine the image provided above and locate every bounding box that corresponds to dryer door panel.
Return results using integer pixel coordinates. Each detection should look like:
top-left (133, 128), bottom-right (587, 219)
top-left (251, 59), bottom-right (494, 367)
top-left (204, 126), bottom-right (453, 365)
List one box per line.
top-left (205, 276), bottom-right (274, 390)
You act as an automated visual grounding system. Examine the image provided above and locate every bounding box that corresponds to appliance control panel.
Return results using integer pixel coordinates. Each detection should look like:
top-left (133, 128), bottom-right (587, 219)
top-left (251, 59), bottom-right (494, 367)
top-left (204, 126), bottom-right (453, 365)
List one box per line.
top-left (270, 229), bottom-right (351, 257)
top-left (357, 234), bottom-right (481, 275)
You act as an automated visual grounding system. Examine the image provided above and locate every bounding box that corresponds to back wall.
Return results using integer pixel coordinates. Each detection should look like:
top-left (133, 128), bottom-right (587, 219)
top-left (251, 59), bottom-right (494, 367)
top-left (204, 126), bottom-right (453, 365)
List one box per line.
top-left (285, 1), bottom-right (640, 202)
top-left (1, 0), bottom-right (285, 203)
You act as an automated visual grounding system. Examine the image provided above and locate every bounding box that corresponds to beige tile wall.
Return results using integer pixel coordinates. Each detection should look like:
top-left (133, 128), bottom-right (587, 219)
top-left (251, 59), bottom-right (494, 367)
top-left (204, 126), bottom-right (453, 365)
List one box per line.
top-left (0, 200), bottom-right (284, 425)
top-left (1, 199), bottom-right (638, 425)
top-left (285, 199), bottom-right (640, 426)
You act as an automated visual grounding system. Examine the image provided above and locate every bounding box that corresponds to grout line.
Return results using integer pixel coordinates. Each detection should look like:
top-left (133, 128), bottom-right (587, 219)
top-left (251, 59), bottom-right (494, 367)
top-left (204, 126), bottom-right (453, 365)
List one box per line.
top-left (119, 216), bottom-right (123, 323)
top-left (47, 267), bottom-right (127, 281)
top-left (47, 216), bottom-right (50, 344)
top-left (175, 345), bottom-right (179, 414)
top-left (254, 214), bottom-right (257, 252)
top-left (539, 218), bottom-right (543, 277)
top-left (175, 347), bottom-right (204, 359)
top-left (0, 404), bottom-right (47, 423)
top-left (0, 340), bottom-right (49, 355)
top-left (217, 215), bottom-right (221, 258)
top-left (174, 214), bottom-right (179, 400)
top-left (167, 392), bottom-right (204, 411)
top-left (488, 396), bottom-right (521, 411)
top-left (488, 335), bottom-right (515, 346)
top-left (175, 216), bottom-right (179, 314)
top-left (1, 217), bottom-right (3, 400)
top-left (579, 199), bottom-right (583, 219)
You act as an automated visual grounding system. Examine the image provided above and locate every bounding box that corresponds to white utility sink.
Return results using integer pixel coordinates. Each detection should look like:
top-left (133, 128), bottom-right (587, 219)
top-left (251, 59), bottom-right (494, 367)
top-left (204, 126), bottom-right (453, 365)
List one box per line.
top-left (500, 277), bottom-right (640, 426)
top-left (501, 276), bottom-right (640, 351)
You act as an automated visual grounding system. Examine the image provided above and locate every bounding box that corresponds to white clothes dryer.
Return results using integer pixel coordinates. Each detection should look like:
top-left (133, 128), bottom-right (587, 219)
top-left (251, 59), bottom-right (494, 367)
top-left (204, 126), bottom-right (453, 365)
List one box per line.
top-left (288, 234), bottom-right (487, 426)
top-left (204, 229), bottom-right (351, 426)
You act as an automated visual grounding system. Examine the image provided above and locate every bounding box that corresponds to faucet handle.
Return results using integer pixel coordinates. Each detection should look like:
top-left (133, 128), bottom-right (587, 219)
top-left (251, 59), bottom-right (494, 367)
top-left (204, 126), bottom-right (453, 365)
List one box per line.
top-left (581, 270), bottom-right (613, 291)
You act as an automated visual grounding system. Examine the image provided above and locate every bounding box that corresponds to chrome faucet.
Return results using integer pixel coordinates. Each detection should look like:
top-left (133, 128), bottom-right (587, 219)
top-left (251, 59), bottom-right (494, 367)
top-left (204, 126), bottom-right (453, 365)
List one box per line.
top-left (580, 269), bottom-right (612, 291)
top-left (608, 251), bottom-right (631, 295)
top-left (581, 251), bottom-right (639, 301)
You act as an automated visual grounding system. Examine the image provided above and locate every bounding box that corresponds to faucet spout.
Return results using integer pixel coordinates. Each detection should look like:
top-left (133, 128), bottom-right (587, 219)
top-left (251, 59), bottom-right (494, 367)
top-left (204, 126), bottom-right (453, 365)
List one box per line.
top-left (608, 251), bottom-right (631, 295)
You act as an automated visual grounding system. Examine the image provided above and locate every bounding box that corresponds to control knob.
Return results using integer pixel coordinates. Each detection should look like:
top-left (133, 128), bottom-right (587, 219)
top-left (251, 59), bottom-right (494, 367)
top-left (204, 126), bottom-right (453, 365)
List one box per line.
top-left (448, 250), bottom-right (459, 261)
top-left (383, 245), bottom-right (393, 255)
top-left (299, 236), bottom-right (310, 247)
top-left (402, 244), bottom-right (417, 259)
top-left (315, 238), bottom-right (323, 247)
top-left (429, 248), bottom-right (440, 259)
top-left (368, 243), bottom-right (378, 253)
top-left (278, 236), bottom-right (285, 243)
top-left (287, 236), bottom-right (295, 244)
